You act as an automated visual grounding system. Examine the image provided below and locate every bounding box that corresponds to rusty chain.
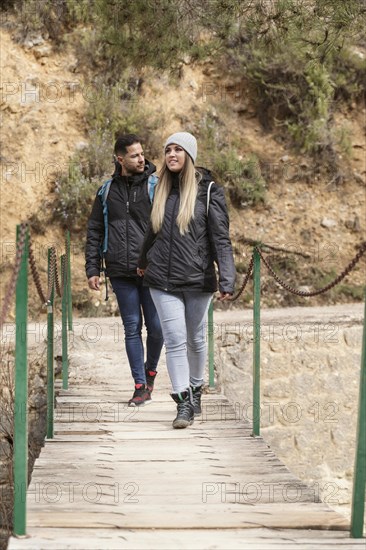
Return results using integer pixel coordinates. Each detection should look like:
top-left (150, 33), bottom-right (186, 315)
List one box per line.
top-left (46, 247), bottom-right (57, 303)
top-left (54, 253), bottom-right (67, 299)
top-left (54, 259), bottom-right (62, 298)
top-left (256, 241), bottom-right (366, 297)
top-left (28, 235), bottom-right (47, 305)
top-left (28, 238), bottom-right (61, 306)
top-left (0, 223), bottom-right (28, 329)
top-left (1, 223), bottom-right (364, 325)
top-left (230, 255), bottom-right (254, 301)
top-left (0, 228), bottom-right (68, 329)
top-left (61, 254), bottom-right (68, 296)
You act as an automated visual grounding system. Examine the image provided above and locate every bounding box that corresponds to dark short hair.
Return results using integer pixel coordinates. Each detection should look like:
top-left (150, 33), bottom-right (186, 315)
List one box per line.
top-left (114, 134), bottom-right (141, 156)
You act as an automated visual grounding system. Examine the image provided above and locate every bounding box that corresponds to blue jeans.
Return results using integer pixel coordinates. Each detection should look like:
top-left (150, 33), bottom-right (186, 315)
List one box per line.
top-left (149, 289), bottom-right (213, 393)
top-left (110, 277), bottom-right (164, 385)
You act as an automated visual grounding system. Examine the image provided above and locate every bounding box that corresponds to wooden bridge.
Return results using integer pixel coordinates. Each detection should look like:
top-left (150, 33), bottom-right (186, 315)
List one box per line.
top-left (7, 316), bottom-right (365, 550)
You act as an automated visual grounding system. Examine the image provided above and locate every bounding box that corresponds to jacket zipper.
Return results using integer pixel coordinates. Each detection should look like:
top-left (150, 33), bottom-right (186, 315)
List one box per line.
top-left (166, 195), bottom-right (179, 290)
top-left (126, 180), bottom-right (130, 271)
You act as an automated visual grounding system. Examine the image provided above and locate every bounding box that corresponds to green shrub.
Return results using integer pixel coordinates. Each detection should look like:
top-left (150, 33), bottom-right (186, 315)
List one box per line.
top-left (14, 0), bottom-right (91, 42)
top-left (332, 47), bottom-right (366, 102)
top-left (219, 152), bottom-right (266, 208)
top-left (53, 160), bottom-right (99, 231)
top-left (53, 73), bottom-right (165, 232)
top-left (224, 0), bottom-right (366, 167)
top-left (85, 75), bottom-right (165, 169)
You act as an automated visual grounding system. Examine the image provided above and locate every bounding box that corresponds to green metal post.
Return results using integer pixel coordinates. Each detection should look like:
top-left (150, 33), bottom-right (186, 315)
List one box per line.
top-left (61, 254), bottom-right (68, 390)
top-left (13, 225), bottom-right (29, 536)
top-left (208, 299), bottom-right (215, 388)
top-left (66, 230), bottom-right (73, 331)
top-left (350, 292), bottom-right (366, 538)
top-left (253, 248), bottom-right (261, 436)
top-left (46, 249), bottom-right (55, 439)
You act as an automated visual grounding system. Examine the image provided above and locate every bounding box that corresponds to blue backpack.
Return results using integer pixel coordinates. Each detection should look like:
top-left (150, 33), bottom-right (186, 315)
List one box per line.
top-left (98, 173), bottom-right (158, 254)
top-left (97, 173), bottom-right (158, 301)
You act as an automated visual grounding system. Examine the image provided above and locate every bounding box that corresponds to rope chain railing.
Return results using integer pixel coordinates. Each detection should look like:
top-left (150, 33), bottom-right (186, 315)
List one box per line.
top-left (29, 237), bottom-right (64, 306)
top-left (0, 222), bottom-right (28, 330)
top-left (0, 224), bottom-right (73, 537)
top-left (256, 241), bottom-right (366, 297)
top-left (1, 224), bottom-right (364, 538)
top-left (222, 239), bottom-right (366, 539)
top-left (61, 253), bottom-right (68, 296)
top-left (54, 256), bottom-right (63, 298)
top-left (230, 255), bottom-right (254, 301)
top-left (230, 240), bottom-right (366, 301)
top-left (28, 236), bottom-right (47, 305)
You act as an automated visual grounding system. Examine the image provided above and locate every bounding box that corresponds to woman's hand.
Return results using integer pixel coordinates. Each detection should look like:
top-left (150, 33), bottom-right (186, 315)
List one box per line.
top-left (137, 268), bottom-right (145, 277)
top-left (217, 292), bottom-right (232, 301)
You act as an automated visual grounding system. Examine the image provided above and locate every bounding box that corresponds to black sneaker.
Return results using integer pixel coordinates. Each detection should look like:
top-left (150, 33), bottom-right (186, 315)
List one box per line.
top-left (128, 384), bottom-right (150, 407)
top-left (145, 368), bottom-right (157, 395)
top-left (191, 385), bottom-right (203, 415)
top-left (171, 389), bottom-right (194, 429)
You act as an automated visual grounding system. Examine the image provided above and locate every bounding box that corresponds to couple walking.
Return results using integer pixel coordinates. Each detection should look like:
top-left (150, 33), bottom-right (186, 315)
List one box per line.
top-left (85, 132), bottom-right (236, 428)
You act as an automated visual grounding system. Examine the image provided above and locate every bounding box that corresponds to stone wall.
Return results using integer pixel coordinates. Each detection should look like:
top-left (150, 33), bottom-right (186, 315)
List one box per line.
top-left (213, 303), bottom-right (364, 519)
top-left (0, 328), bottom-right (49, 550)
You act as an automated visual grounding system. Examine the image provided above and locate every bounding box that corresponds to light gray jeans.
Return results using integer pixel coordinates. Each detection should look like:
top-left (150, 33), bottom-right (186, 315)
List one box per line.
top-left (149, 289), bottom-right (213, 393)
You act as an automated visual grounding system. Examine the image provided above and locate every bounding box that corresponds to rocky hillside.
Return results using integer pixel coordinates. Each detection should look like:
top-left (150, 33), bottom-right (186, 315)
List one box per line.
top-left (0, 25), bottom-right (365, 319)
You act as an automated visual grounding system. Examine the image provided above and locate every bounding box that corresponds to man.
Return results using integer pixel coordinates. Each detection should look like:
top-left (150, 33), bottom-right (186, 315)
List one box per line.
top-left (85, 134), bottom-right (164, 406)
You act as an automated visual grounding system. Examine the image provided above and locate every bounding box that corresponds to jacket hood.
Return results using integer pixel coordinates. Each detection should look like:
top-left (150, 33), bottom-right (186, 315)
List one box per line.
top-left (196, 166), bottom-right (215, 183)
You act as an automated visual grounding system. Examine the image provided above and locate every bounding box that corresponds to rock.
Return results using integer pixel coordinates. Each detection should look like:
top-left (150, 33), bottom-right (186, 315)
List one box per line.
top-left (75, 141), bottom-right (88, 151)
top-left (189, 79), bottom-right (198, 90)
top-left (32, 36), bottom-right (45, 46)
top-left (298, 286), bottom-right (312, 294)
top-left (67, 58), bottom-right (79, 72)
top-left (23, 40), bottom-right (34, 49)
top-left (7, 103), bottom-right (21, 114)
top-left (300, 229), bottom-right (311, 242)
top-left (280, 155), bottom-right (290, 162)
top-left (33, 45), bottom-right (52, 59)
top-left (353, 171), bottom-right (365, 184)
top-left (321, 217), bottom-right (337, 228)
top-left (344, 216), bottom-right (361, 232)
top-left (32, 374), bottom-right (44, 390)
top-left (29, 393), bottom-right (47, 409)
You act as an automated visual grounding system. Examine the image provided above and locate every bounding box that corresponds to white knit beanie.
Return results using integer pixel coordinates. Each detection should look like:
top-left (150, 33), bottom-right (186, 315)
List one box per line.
top-left (164, 132), bottom-right (197, 163)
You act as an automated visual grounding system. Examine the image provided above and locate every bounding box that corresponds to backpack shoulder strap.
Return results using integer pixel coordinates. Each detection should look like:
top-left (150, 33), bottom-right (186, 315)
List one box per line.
top-left (97, 178), bottom-right (112, 254)
top-left (147, 173), bottom-right (159, 203)
top-left (207, 181), bottom-right (214, 216)
top-left (98, 178), bottom-right (112, 204)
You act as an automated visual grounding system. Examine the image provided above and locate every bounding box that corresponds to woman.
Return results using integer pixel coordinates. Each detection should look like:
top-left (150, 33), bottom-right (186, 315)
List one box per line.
top-left (138, 132), bottom-right (236, 429)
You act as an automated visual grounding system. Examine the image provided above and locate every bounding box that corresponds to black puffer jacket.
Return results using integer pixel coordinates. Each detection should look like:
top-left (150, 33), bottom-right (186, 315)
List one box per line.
top-left (85, 160), bottom-right (156, 279)
top-left (138, 169), bottom-right (236, 293)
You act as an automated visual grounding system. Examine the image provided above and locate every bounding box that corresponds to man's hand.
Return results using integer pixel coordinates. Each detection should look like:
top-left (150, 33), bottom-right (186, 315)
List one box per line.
top-left (137, 268), bottom-right (145, 277)
top-left (88, 276), bottom-right (101, 290)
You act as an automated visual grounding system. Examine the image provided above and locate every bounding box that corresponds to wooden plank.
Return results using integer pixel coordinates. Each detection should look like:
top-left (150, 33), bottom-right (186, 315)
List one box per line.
top-left (7, 316), bottom-right (361, 549)
top-left (8, 528), bottom-right (366, 550)
top-left (24, 503), bottom-right (349, 530)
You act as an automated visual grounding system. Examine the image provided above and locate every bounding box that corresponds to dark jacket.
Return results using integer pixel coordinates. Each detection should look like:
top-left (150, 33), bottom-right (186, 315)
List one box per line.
top-left (85, 160), bottom-right (156, 279)
top-left (138, 169), bottom-right (236, 294)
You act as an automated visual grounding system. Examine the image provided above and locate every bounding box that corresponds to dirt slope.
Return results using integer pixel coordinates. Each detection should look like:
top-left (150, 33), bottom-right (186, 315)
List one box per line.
top-left (0, 27), bottom-right (365, 318)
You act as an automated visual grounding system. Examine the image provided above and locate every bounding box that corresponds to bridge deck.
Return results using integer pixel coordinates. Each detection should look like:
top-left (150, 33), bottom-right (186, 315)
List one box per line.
top-left (8, 316), bottom-right (364, 550)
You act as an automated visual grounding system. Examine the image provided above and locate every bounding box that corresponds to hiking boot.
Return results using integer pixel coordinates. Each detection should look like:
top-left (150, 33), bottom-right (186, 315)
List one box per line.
top-left (171, 389), bottom-right (194, 429)
top-left (128, 384), bottom-right (150, 407)
top-left (145, 368), bottom-right (158, 395)
top-left (191, 385), bottom-right (203, 415)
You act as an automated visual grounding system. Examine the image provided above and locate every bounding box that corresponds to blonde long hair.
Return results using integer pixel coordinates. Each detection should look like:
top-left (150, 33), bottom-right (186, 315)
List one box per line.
top-left (151, 154), bottom-right (201, 235)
